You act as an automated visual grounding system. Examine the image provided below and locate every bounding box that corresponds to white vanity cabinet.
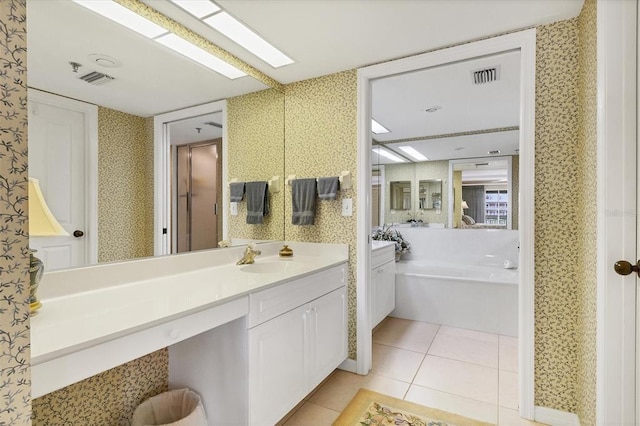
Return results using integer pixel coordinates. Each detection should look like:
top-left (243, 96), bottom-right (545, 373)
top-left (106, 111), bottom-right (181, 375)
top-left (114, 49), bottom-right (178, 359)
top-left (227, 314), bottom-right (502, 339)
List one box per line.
top-left (248, 264), bottom-right (347, 426)
top-left (371, 243), bottom-right (396, 329)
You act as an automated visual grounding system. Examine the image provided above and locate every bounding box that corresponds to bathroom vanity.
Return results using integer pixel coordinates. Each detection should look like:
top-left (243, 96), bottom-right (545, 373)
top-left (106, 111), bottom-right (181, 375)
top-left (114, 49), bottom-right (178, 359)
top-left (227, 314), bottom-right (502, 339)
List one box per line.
top-left (371, 241), bottom-right (396, 329)
top-left (31, 242), bottom-right (349, 425)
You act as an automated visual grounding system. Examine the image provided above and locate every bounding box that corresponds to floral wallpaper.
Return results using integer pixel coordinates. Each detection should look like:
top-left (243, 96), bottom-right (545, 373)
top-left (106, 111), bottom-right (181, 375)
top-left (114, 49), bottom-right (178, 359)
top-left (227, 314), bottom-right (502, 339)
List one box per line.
top-left (283, 70), bottom-right (358, 359)
top-left (534, 17), bottom-right (580, 412)
top-left (575, 0), bottom-right (597, 424)
top-left (32, 350), bottom-right (168, 426)
top-left (227, 88), bottom-right (285, 242)
top-left (0, 0), bottom-right (30, 424)
top-left (97, 107), bottom-right (154, 263)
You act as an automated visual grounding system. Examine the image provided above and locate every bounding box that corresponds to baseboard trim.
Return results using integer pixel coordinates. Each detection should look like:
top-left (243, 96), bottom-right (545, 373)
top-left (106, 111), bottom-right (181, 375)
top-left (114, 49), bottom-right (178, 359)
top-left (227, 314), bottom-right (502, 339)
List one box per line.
top-left (534, 406), bottom-right (581, 426)
top-left (338, 358), bottom-right (357, 373)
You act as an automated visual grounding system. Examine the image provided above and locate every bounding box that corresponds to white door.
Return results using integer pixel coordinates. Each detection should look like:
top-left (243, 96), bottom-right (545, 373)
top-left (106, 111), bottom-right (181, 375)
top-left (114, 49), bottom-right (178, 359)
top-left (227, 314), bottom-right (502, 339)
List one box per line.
top-left (28, 91), bottom-right (97, 270)
top-left (600, 0), bottom-right (638, 424)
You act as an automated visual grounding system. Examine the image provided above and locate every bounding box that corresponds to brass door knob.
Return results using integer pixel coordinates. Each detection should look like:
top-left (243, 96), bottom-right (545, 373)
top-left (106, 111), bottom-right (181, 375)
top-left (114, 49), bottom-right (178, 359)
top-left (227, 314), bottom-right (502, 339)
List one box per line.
top-left (614, 260), bottom-right (640, 277)
top-left (73, 230), bottom-right (84, 238)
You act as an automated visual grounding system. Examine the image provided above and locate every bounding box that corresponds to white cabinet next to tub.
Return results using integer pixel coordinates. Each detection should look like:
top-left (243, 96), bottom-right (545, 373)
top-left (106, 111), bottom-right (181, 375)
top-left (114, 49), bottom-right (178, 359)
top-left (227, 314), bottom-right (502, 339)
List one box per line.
top-left (248, 264), bottom-right (348, 425)
top-left (371, 242), bottom-right (396, 329)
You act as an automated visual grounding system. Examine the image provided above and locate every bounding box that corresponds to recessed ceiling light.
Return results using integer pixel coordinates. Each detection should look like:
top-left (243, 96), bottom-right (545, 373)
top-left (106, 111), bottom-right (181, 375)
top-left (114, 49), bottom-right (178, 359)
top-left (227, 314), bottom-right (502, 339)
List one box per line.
top-left (398, 146), bottom-right (428, 161)
top-left (169, 0), bottom-right (221, 18)
top-left (488, 150), bottom-right (501, 155)
top-left (204, 12), bottom-right (294, 68)
top-left (425, 105), bottom-right (442, 113)
top-left (72, 0), bottom-right (168, 39)
top-left (372, 147), bottom-right (405, 163)
top-left (155, 34), bottom-right (247, 79)
top-left (88, 54), bottom-right (121, 68)
top-left (371, 118), bottom-right (390, 134)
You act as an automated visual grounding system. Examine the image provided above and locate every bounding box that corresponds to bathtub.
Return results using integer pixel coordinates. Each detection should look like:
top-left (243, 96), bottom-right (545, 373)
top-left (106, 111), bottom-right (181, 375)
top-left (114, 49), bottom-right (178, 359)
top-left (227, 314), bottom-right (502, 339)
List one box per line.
top-left (391, 260), bottom-right (518, 337)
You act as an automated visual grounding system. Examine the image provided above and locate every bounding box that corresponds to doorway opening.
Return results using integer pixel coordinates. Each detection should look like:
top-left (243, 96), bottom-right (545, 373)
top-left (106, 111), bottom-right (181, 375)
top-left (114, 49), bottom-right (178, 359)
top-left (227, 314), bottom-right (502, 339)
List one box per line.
top-left (357, 29), bottom-right (536, 419)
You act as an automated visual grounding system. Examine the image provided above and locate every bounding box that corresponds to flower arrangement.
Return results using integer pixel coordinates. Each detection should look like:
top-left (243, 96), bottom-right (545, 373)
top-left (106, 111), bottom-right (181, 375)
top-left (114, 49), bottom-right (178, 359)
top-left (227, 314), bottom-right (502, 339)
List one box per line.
top-left (372, 226), bottom-right (410, 256)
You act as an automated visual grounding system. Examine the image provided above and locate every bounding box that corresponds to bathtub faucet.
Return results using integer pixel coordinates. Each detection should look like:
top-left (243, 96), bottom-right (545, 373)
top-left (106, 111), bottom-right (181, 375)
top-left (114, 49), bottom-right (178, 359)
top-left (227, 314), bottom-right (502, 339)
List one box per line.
top-left (237, 243), bottom-right (261, 265)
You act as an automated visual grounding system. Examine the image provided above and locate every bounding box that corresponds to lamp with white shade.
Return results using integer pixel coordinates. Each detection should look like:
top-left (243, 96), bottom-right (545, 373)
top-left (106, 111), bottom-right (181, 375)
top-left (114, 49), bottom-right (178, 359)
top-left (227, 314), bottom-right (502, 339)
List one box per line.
top-left (461, 200), bottom-right (469, 210)
top-left (28, 178), bottom-right (69, 313)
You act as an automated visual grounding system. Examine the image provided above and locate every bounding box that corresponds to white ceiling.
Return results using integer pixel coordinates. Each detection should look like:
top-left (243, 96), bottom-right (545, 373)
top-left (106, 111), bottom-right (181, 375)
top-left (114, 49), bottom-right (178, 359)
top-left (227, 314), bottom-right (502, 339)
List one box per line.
top-left (372, 51), bottom-right (521, 164)
top-left (27, 0), bottom-right (583, 119)
top-left (169, 112), bottom-right (223, 145)
top-left (27, 0), bottom-right (268, 117)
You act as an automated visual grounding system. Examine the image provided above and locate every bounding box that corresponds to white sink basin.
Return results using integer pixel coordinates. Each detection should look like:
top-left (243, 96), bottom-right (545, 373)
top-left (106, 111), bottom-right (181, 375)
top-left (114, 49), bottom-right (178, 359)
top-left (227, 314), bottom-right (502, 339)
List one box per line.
top-left (239, 261), bottom-right (303, 274)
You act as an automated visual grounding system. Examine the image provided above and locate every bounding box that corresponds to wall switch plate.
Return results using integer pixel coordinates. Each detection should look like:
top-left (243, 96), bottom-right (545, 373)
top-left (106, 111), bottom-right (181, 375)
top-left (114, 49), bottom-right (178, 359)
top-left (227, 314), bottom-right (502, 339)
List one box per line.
top-left (342, 198), bottom-right (353, 216)
top-left (230, 202), bottom-right (238, 216)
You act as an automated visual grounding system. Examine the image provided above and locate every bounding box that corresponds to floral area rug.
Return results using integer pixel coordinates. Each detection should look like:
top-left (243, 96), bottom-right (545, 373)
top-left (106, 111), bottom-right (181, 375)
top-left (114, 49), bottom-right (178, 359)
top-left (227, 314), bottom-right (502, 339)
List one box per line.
top-left (333, 389), bottom-right (495, 426)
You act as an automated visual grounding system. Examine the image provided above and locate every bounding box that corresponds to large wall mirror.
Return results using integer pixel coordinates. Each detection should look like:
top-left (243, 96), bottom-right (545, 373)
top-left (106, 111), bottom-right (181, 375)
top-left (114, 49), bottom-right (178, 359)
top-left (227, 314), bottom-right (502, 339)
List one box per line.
top-left (26, 0), bottom-right (285, 271)
top-left (371, 49), bottom-right (521, 231)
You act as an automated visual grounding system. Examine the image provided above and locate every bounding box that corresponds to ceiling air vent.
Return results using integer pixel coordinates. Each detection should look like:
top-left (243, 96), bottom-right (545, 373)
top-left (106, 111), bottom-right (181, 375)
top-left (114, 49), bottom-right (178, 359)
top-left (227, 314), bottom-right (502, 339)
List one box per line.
top-left (472, 66), bottom-right (499, 85)
top-left (204, 121), bottom-right (222, 129)
top-left (79, 71), bottom-right (115, 86)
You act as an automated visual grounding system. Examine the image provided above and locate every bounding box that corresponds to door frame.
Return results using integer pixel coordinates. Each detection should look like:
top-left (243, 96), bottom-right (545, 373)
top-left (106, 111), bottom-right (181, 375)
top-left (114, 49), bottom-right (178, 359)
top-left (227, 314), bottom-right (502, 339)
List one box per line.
top-left (154, 100), bottom-right (227, 256)
top-left (356, 29), bottom-right (536, 419)
top-left (27, 88), bottom-right (98, 265)
top-left (596, 0), bottom-right (637, 424)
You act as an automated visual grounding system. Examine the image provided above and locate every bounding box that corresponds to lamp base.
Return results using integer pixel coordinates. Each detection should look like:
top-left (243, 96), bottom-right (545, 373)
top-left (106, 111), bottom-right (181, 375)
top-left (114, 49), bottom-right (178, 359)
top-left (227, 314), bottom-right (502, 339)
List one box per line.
top-left (29, 250), bottom-right (44, 314)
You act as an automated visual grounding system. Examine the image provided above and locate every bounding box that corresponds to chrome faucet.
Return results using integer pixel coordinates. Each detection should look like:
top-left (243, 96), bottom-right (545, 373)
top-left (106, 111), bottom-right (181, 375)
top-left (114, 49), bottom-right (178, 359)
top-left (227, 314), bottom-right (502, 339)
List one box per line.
top-left (237, 243), bottom-right (261, 265)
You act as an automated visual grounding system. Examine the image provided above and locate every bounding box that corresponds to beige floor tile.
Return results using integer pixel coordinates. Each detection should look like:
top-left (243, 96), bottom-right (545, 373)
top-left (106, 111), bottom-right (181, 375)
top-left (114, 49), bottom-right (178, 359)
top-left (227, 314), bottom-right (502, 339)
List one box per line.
top-left (436, 326), bottom-right (500, 343)
top-left (428, 326), bottom-right (499, 368)
top-left (373, 317), bottom-right (440, 353)
top-left (405, 384), bottom-right (498, 424)
top-left (499, 370), bottom-right (519, 410)
top-left (308, 370), bottom-right (409, 413)
top-left (372, 343), bottom-right (426, 382)
top-left (413, 355), bottom-right (498, 404)
top-left (498, 407), bottom-right (548, 425)
top-left (282, 402), bottom-right (339, 426)
top-left (499, 335), bottom-right (519, 372)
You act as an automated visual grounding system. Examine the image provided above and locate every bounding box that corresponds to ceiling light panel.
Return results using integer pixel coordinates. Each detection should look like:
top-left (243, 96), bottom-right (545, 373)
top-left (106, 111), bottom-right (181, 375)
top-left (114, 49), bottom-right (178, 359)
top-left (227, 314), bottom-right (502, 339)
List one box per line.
top-left (398, 146), bottom-right (428, 161)
top-left (371, 118), bottom-right (390, 134)
top-left (155, 33), bottom-right (247, 79)
top-left (203, 12), bottom-right (294, 68)
top-left (169, 0), bottom-right (221, 19)
top-left (72, 0), bottom-right (167, 38)
top-left (372, 147), bottom-right (405, 163)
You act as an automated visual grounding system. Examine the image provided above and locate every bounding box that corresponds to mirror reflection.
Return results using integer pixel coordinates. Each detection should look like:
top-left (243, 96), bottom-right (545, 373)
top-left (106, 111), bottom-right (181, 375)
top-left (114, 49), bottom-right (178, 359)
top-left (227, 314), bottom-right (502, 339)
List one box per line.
top-left (389, 181), bottom-right (412, 211)
top-left (26, 1), bottom-right (285, 271)
top-left (419, 180), bottom-right (442, 211)
top-left (371, 49), bottom-right (520, 230)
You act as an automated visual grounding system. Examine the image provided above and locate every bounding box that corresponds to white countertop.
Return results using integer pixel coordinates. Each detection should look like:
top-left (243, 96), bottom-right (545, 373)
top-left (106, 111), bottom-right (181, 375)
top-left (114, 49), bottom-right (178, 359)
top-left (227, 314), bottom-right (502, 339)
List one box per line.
top-left (372, 240), bottom-right (396, 252)
top-left (31, 242), bottom-right (348, 365)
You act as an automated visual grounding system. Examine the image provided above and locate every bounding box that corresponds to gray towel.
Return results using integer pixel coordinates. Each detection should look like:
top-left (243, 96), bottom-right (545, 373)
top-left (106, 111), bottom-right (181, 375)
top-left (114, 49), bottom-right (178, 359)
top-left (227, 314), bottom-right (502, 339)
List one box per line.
top-left (292, 178), bottom-right (317, 225)
top-left (246, 181), bottom-right (269, 224)
top-left (229, 182), bottom-right (245, 202)
top-left (317, 177), bottom-right (339, 200)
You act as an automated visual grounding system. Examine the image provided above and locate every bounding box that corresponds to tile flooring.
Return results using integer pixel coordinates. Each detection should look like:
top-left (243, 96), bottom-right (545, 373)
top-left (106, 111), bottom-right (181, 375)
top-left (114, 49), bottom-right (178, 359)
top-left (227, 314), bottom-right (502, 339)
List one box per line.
top-left (279, 317), bottom-right (545, 426)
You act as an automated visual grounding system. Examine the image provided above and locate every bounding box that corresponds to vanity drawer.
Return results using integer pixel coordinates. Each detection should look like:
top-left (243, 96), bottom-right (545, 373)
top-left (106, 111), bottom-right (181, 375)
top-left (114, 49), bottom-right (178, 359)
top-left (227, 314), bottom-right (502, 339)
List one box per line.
top-left (372, 244), bottom-right (395, 268)
top-left (248, 263), bottom-right (346, 329)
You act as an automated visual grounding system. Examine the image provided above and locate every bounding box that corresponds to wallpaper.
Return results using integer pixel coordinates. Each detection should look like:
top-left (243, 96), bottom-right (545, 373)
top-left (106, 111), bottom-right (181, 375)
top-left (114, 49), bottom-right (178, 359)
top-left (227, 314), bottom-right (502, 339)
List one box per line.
top-left (283, 70), bottom-right (358, 359)
top-left (227, 88), bottom-right (285, 242)
top-left (534, 18), bottom-right (580, 412)
top-left (575, 0), bottom-right (597, 424)
top-left (32, 349), bottom-right (168, 426)
top-left (0, 1), bottom-right (30, 423)
top-left (97, 107), bottom-right (155, 263)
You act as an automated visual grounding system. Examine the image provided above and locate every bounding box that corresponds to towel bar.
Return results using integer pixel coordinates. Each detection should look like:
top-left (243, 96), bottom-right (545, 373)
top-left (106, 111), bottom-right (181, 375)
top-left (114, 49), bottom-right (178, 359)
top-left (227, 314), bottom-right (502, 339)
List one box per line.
top-left (285, 171), bottom-right (352, 190)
